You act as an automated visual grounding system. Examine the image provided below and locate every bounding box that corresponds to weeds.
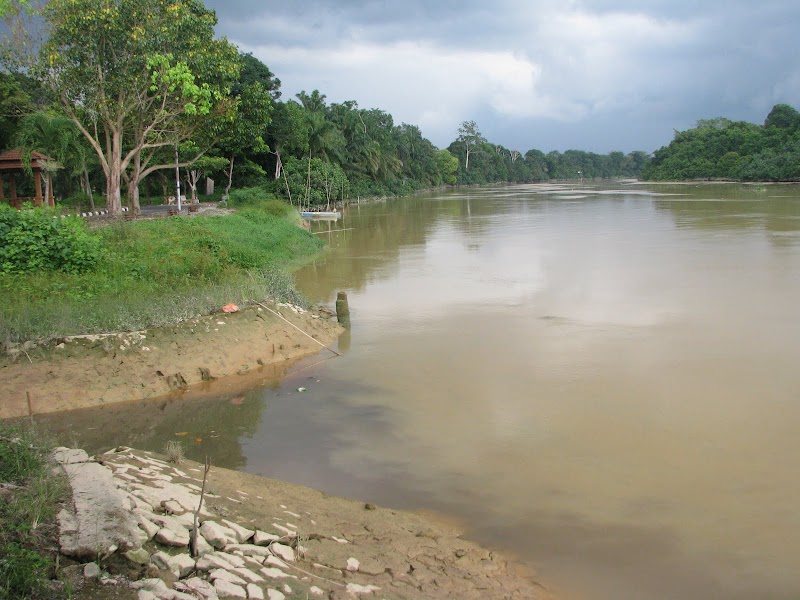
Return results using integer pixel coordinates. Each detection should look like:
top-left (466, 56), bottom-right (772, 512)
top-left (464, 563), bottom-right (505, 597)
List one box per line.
top-left (0, 421), bottom-right (66, 599)
top-left (164, 440), bottom-right (185, 465)
top-left (0, 203), bottom-right (323, 342)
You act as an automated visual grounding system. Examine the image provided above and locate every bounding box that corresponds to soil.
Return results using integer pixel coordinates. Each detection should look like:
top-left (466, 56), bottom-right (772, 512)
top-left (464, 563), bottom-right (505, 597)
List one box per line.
top-left (58, 448), bottom-right (553, 600)
top-left (0, 303), bottom-right (343, 419)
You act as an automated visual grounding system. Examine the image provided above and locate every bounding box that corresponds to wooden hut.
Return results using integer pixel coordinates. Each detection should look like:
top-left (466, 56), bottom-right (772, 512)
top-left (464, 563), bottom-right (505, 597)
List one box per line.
top-left (0, 149), bottom-right (60, 208)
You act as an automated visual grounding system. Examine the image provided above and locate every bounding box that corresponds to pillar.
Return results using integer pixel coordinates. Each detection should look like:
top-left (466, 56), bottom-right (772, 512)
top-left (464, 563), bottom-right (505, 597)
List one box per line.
top-left (9, 173), bottom-right (18, 208)
top-left (33, 169), bottom-right (43, 206)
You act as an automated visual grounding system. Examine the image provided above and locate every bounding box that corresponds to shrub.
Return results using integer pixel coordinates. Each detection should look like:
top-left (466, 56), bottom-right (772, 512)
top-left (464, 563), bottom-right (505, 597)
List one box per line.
top-left (227, 186), bottom-right (275, 207)
top-left (0, 204), bottom-right (101, 274)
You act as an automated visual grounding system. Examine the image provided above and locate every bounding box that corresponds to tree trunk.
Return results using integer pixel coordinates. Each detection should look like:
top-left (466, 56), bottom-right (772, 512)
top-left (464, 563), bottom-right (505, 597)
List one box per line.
top-left (127, 151), bottom-right (142, 214)
top-left (84, 170), bottom-right (96, 212)
top-left (107, 130), bottom-right (123, 215)
top-left (224, 155), bottom-right (234, 198)
top-left (158, 173), bottom-right (168, 199)
top-left (186, 169), bottom-right (199, 201)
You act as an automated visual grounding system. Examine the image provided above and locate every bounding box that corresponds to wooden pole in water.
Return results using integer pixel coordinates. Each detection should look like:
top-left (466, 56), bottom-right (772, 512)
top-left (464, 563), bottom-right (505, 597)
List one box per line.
top-left (336, 291), bottom-right (351, 330)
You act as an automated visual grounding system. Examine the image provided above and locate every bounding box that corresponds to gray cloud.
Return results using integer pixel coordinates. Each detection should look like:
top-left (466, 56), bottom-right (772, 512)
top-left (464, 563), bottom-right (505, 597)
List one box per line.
top-left (206, 0), bottom-right (800, 153)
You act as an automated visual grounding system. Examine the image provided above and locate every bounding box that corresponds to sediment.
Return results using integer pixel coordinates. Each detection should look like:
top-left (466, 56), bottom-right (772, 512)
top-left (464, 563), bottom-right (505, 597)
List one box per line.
top-left (54, 446), bottom-right (552, 599)
top-left (0, 302), bottom-right (343, 419)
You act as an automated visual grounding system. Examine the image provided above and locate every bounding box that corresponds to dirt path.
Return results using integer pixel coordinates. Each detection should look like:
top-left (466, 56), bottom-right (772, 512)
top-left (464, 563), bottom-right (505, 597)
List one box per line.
top-left (0, 303), bottom-right (343, 419)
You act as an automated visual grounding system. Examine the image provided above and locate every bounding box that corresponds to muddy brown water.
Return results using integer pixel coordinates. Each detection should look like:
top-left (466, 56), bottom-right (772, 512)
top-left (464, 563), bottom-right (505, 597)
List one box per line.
top-left (41, 182), bottom-right (800, 600)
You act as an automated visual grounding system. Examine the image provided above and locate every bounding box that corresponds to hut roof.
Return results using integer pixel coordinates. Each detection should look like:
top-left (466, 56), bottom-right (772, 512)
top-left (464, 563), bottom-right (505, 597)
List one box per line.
top-left (0, 149), bottom-right (58, 171)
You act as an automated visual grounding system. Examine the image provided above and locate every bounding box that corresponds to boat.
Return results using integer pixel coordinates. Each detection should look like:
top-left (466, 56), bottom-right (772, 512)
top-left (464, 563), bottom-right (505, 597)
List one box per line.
top-left (301, 210), bottom-right (341, 220)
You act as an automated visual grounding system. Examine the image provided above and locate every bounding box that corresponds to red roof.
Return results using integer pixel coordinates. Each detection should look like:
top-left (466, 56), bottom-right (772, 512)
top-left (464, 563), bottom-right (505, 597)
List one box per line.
top-left (0, 149), bottom-right (58, 170)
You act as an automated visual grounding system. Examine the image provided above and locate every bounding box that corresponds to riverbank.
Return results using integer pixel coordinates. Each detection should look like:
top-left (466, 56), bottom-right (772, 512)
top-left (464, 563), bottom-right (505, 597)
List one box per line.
top-left (0, 303), bottom-right (343, 419)
top-left (54, 446), bottom-right (552, 599)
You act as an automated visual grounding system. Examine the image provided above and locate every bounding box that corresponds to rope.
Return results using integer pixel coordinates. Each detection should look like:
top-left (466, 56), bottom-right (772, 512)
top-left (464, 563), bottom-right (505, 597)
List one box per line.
top-left (252, 301), bottom-right (341, 357)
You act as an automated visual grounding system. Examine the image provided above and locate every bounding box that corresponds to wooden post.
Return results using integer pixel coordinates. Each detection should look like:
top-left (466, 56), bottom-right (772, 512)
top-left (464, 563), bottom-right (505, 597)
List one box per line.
top-left (335, 291), bottom-right (351, 329)
top-left (0, 173), bottom-right (4, 201)
top-left (48, 173), bottom-right (55, 207)
top-left (9, 173), bottom-right (17, 201)
top-left (33, 170), bottom-right (43, 206)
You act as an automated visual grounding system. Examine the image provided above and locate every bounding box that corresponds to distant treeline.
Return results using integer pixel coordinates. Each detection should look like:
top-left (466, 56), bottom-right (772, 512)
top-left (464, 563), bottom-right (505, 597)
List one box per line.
top-left (643, 104), bottom-right (800, 181)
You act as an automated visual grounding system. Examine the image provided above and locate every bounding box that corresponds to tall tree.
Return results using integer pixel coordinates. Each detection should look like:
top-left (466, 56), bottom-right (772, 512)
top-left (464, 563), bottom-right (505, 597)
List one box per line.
top-left (35, 0), bottom-right (240, 215)
top-left (456, 120), bottom-right (484, 171)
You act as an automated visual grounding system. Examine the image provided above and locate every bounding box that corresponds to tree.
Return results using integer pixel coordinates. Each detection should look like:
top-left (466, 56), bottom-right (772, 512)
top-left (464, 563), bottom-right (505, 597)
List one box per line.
top-left (235, 52), bottom-right (281, 100)
top-left (216, 56), bottom-right (274, 197)
top-left (266, 100), bottom-right (309, 185)
top-left (764, 104), bottom-right (800, 130)
top-left (435, 149), bottom-right (459, 185)
top-left (182, 152), bottom-right (229, 201)
top-left (0, 72), bottom-right (34, 150)
top-left (35, 0), bottom-right (240, 215)
top-left (13, 110), bottom-right (95, 207)
top-left (456, 120), bottom-right (484, 171)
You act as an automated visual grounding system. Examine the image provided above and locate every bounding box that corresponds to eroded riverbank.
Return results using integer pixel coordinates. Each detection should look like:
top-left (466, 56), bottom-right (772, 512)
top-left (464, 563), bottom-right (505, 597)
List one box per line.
top-left (0, 303), bottom-right (343, 419)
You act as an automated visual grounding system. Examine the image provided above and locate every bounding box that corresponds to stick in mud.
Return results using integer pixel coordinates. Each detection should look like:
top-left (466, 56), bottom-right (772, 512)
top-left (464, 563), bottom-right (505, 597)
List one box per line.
top-left (253, 301), bottom-right (341, 357)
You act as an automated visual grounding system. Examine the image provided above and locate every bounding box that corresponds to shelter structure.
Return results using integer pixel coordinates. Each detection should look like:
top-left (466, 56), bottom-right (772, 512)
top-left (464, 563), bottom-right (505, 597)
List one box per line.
top-left (0, 149), bottom-right (59, 208)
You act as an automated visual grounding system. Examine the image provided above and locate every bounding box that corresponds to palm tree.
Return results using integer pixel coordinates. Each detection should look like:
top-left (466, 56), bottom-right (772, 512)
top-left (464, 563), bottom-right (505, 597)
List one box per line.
top-left (13, 111), bottom-right (97, 210)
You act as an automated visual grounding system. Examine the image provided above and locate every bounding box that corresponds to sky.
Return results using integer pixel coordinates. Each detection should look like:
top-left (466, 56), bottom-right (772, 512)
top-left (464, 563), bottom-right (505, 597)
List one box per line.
top-left (204, 0), bottom-right (800, 154)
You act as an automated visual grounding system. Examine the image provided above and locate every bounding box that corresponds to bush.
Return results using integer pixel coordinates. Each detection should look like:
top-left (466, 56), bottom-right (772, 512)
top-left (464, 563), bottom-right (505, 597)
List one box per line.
top-left (0, 204), bottom-right (101, 274)
top-left (58, 192), bottom-right (100, 213)
top-left (227, 186), bottom-right (276, 207)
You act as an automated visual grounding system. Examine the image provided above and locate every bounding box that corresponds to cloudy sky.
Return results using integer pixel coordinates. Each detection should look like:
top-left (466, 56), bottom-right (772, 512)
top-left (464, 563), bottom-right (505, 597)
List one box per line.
top-left (205, 0), bottom-right (800, 154)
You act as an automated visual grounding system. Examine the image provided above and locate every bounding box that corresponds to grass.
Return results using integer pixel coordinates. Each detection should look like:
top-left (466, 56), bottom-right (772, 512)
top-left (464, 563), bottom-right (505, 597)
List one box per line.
top-left (0, 420), bottom-right (67, 599)
top-left (0, 202), bottom-right (324, 342)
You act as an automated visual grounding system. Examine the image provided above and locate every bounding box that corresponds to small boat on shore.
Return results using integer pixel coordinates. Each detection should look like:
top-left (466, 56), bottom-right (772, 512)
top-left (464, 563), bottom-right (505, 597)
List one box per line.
top-left (301, 210), bottom-right (341, 220)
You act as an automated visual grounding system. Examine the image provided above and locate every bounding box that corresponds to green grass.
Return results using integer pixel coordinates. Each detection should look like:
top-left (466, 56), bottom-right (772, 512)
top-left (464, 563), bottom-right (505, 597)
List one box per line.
top-left (0, 203), bottom-right (324, 341)
top-left (0, 421), bottom-right (66, 600)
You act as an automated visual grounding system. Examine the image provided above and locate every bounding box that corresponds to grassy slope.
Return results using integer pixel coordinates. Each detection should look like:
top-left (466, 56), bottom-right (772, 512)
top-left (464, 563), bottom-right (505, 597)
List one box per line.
top-left (0, 204), bottom-right (324, 342)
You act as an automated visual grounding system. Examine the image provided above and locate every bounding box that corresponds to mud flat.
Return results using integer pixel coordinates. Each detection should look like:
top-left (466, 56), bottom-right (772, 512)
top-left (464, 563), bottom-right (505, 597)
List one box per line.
top-left (55, 446), bottom-right (552, 599)
top-left (0, 303), bottom-right (343, 419)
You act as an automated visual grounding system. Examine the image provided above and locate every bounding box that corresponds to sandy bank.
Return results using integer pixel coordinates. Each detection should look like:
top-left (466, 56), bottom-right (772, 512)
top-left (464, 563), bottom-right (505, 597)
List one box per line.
top-left (0, 303), bottom-right (343, 419)
top-left (57, 446), bottom-right (551, 599)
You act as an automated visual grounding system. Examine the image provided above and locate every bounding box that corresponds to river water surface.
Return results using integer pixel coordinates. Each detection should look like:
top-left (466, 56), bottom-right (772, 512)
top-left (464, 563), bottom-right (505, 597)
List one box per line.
top-left (48, 182), bottom-right (800, 600)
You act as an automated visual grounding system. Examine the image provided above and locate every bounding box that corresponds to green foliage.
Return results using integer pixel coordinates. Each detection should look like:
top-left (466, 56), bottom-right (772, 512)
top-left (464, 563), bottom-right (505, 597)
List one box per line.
top-left (644, 104), bottom-right (800, 181)
top-left (0, 425), bottom-right (45, 484)
top-left (0, 205), bottom-right (322, 341)
top-left (227, 186), bottom-right (276, 207)
top-left (0, 542), bottom-right (51, 599)
top-left (37, 0), bottom-right (241, 213)
top-left (0, 204), bottom-right (100, 274)
top-left (282, 157), bottom-right (348, 208)
top-left (0, 421), bottom-right (65, 600)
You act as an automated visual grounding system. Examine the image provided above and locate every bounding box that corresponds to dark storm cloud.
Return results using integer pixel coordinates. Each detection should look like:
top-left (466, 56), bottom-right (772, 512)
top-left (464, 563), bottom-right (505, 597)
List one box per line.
top-left (205, 0), bottom-right (800, 153)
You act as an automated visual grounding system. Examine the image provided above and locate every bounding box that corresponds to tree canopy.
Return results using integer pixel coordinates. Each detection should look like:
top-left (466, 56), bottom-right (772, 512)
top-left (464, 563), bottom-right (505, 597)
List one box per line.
top-left (643, 104), bottom-right (800, 181)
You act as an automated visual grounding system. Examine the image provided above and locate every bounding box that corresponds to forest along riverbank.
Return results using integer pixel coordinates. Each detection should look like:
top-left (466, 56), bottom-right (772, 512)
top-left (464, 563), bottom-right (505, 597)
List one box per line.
top-left (0, 303), bottom-right (343, 419)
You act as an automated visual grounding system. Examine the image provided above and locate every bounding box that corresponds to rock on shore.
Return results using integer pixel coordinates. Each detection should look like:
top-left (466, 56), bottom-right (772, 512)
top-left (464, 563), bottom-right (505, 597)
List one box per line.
top-left (53, 447), bottom-right (552, 599)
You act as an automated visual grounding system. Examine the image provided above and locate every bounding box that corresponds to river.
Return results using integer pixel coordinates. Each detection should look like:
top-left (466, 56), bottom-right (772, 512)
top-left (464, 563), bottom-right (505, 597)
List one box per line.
top-left (45, 182), bottom-right (800, 599)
